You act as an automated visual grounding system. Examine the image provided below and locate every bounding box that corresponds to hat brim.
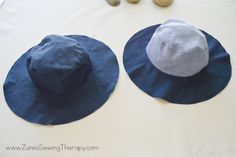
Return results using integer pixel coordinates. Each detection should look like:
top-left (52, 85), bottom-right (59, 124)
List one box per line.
top-left (123, 24), bottom-right (231, 104)
top-left (4, 35), bottom-right (119, 125)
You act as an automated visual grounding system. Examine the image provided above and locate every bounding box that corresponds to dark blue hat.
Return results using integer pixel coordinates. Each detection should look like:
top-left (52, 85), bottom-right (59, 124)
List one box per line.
top-left (4, 35), bottom-right (119, 125)
top-left (123, 20), bottom-right (232, 104)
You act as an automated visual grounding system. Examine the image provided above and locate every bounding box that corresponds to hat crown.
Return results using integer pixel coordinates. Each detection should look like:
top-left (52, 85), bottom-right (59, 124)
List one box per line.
top-left (146, 19), bottom-right (209, 77)
top-left (27, 35), bottom-right (92, 95)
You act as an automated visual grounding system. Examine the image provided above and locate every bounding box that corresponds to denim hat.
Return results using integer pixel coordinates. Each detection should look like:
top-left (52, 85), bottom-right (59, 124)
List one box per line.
top-left (4, 35), bottom-right (119, 125)
top-left (123, 19), bottom-right (232, 104)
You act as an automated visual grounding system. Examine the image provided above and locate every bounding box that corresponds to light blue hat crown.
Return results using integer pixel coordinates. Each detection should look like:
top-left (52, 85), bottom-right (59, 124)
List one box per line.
top-left (146, 19), bottom-right (209, 77)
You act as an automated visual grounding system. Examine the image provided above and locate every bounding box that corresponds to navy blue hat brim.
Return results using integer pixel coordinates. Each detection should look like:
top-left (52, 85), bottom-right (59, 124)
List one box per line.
top-left (4, 35), bottom-right (119, 125)
top-left (123, 24), bottom-right (232, 104)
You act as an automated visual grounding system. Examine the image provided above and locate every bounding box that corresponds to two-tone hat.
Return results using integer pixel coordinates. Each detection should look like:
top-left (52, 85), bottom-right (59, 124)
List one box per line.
top-left (3, 35), bottom-right (119, 125)
top-left (123, 19), bottom-right (231, 104)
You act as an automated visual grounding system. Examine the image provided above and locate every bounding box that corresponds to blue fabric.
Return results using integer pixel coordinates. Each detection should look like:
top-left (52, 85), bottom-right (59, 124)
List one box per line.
top-left (123, 24), bottom-right (232, 104)
top-left (27, 35), bottom-right (93, 95)
top-left (4, 35), bottom-right (119, 125)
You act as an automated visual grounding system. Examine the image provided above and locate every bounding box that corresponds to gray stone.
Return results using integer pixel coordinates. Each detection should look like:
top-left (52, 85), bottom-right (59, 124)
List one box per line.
top-left (127, 0), bottom-right (140, 4)
top-left (153, 0), bottom-right (173, 7)
top-left (106, 0), bottom-right (121, 6)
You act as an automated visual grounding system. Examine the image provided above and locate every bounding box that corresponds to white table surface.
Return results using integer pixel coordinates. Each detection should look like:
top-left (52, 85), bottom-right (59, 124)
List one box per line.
top-left (0, 0), bottom-right (236, 156)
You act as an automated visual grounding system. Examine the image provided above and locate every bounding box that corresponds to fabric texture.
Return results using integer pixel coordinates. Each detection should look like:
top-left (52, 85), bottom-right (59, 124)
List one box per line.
top-left (123, 24), bottom-right (231, 104)
top-left (146, 19), bottom-right (209, 77)
top-left (3, 35), bottom-right (119, 125)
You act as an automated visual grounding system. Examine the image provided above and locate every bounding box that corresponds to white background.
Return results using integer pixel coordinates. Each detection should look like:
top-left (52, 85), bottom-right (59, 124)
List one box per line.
top-left (0, 0), bottom-right (236, 156)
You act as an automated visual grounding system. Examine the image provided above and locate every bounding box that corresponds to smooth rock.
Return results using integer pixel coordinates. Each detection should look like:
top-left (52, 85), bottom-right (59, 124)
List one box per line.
top-left (106, 0), bottom-right (121, 6)
top-left (127, 0), bottom-right (140, 4)
top-left (153, 0), bottom-right (173, 7)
